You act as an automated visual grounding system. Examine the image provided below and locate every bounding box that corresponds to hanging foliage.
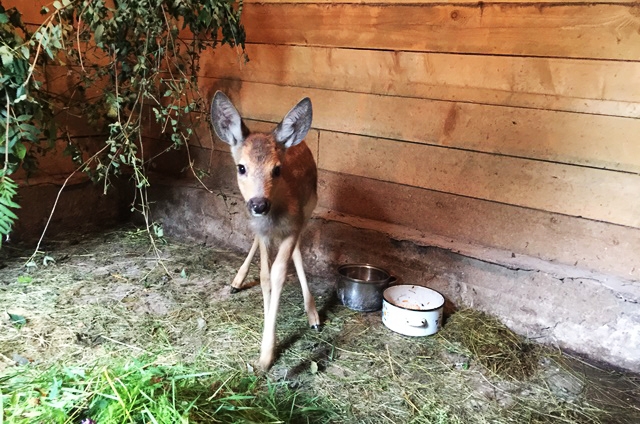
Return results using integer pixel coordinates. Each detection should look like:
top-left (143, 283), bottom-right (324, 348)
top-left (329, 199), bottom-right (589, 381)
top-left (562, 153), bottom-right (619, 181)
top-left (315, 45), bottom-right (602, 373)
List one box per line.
top-left (0, 3), bottom-right (57, 244)
top-left (0, 0), bottom-right (246, 247)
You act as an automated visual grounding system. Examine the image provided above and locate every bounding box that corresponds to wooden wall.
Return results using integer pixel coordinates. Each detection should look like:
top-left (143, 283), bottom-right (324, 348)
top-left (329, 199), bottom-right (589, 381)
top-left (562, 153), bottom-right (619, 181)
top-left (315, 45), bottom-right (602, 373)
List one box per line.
top-left (196, 0), bottom-right (640, 282)
top-left (9, 0), bottom-right (640, 282)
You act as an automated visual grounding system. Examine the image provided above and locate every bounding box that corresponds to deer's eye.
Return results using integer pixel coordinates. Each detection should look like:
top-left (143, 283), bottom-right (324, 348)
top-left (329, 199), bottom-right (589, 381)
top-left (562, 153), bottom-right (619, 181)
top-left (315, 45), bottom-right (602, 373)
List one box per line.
top-left (237, 164), bottom-right (246, 175)
top-left (272, 165), bottom-right (281, 178)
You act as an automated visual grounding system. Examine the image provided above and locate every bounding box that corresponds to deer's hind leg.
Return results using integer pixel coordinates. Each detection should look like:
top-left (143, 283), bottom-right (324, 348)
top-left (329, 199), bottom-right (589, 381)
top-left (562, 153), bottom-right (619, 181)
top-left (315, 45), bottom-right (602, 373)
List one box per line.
top-left (291, 238), bottom-right (320, 329)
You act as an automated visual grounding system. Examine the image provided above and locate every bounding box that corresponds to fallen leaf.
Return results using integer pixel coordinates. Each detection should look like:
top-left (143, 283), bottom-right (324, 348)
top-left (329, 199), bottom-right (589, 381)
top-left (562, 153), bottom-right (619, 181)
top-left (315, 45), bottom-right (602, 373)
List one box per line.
top-left (197, 317), bottom-right (207, 330)
top-left (8, 313), bottom-right (27, 327)
top-left (12, 353), bottom-right (30, 366)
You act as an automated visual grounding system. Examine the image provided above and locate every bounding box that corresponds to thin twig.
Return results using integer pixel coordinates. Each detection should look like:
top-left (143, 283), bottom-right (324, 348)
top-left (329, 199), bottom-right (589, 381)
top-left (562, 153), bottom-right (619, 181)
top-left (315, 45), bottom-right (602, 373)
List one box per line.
top-left (102, 51), bottom-right (121, 195)
top-left (3, 91), bottom-right (9, 175)
top-left (76, 8), bottom-right (86, 72)
top-left (185, 143), bottom-right (213, 193)
top-left (386, 344), bottom-right (397, 379)
top-left (27, 143), bottom-right (110, 266)
top-left (402, 392), bottom-right (420, 414)
top-left (22, 32), bottom-right (42, 89)
top-left (100, 335), bottom-right (151, 353)
top-left (159, 5), bottom-right (215, 194)
top-left (134, 34), bottom-right (170, 278)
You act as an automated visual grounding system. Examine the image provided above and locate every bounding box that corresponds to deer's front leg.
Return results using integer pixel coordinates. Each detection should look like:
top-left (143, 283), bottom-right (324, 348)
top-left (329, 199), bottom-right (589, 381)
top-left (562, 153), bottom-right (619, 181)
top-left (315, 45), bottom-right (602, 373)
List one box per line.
top-left (257, 235), bottom-right (296, 371)
top-left (230, 236), bottom-right (259, 293)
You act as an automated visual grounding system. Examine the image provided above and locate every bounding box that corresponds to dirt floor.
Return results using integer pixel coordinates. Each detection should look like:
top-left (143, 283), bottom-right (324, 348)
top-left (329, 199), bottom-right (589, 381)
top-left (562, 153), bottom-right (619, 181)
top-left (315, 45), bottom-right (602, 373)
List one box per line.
top-left (1, 227), bottom-right (639, 423)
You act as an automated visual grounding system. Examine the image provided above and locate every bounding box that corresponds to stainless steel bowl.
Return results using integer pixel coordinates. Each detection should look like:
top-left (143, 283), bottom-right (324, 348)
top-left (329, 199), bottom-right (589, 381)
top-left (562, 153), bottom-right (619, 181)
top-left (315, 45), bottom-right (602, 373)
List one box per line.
top-left (337, 264), bottom-right (394, 312)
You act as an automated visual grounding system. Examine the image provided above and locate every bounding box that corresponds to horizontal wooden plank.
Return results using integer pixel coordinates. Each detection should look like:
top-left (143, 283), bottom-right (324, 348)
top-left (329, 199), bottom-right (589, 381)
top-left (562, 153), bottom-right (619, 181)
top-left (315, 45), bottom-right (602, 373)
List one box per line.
top-left (242, 3), bottom-right (640, 60)
top-left (317, 131), bottom-right (640, 228)
top-left (201, 44), bottom-right (640, 118)
top-left (14, 1), bottom-right (640, 60)
top-left (318, 170), bottom-right (640, 281)
top-left (202, 80), bottom-right (640, 173)
top-left (246, 0), bottom-right (637, 3)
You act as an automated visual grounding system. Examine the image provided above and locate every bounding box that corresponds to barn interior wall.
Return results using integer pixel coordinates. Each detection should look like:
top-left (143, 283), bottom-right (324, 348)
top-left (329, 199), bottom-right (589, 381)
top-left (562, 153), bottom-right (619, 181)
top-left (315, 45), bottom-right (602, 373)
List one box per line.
top-left (195, 1), bottom-right (640, 282)
top-left (6, 0), bottom-right (640, 370)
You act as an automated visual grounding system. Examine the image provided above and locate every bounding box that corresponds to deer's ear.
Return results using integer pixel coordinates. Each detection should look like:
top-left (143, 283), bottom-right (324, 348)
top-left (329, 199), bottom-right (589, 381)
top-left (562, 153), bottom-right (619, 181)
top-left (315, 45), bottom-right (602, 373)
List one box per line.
top-left (273, 97), bottom-right (312, 149)
top-left (211, 91), bottom-right (244, 146)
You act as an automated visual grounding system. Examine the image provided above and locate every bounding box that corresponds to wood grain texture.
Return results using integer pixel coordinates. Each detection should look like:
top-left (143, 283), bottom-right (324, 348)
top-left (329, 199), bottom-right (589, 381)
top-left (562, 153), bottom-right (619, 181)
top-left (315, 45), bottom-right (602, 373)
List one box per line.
top-left (245, 0), bottom-right (638, 3)
top-left (242, 3), bottom-right (640, 60)
top-left (201, 80), bottom-right (640, 173)
top-left (201, 44), bottom-right (640, 118)
top-left (318, 170), bottom-right (640, 281)
top-left (318, 130), bottom-right (640, 228)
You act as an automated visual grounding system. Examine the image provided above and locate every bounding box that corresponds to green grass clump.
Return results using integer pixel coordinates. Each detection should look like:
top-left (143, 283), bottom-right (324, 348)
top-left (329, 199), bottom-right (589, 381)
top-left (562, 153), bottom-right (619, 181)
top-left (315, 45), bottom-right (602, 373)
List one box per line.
top-left (0, 356), bottom-right (337, 423)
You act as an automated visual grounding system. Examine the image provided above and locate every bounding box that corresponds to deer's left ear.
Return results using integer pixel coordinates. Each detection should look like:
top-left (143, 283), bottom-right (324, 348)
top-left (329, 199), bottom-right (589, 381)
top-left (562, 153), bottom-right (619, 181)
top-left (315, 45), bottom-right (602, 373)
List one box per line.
top-left (273, 97), bottom-right (313, 148)
top-left (211, 91), bottom-right (244, 146)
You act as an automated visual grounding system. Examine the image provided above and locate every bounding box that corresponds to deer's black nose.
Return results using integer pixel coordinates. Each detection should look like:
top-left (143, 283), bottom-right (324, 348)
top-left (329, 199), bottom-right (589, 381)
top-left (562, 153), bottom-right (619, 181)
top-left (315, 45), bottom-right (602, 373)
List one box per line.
top-left (248, 197), bottom-right (271, 216)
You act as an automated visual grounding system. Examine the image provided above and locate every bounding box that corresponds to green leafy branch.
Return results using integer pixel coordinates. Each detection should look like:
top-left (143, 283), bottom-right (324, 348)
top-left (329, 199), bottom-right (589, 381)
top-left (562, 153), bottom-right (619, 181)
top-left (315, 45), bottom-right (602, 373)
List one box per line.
top-left (0, 0), bottom-right (246, 250)
top-left (0, 1), bottom-right (62, 244)
top-left (0, 172), bottom-right (19, 246)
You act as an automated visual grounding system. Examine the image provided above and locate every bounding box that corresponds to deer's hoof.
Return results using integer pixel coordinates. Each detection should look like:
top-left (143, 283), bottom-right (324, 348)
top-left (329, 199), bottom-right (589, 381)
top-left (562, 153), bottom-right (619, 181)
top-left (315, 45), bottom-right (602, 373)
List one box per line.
top-left (310, 324), bottom-right (322, 332)
top-left (230, 286), bottom-right (242, 294)
top-left (256, 356), bottom-right (274, 373)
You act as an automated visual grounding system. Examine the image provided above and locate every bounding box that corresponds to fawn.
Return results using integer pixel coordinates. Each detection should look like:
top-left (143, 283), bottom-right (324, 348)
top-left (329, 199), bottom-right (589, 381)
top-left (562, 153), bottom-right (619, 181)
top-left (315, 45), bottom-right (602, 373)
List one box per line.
top-left (210, 91), bottom-right (321, 371)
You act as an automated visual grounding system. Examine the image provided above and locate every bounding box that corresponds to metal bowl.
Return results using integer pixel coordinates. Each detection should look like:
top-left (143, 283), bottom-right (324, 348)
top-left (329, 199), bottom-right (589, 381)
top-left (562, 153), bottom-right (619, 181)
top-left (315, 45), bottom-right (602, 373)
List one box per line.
top-left (337, 264), bottom-right (394, 312)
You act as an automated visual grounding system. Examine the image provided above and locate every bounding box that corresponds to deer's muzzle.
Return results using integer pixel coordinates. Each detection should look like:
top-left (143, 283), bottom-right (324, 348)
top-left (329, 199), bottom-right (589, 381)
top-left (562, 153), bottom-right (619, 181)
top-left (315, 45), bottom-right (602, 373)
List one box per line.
top-left (248, 197), bottom-right (271, 216)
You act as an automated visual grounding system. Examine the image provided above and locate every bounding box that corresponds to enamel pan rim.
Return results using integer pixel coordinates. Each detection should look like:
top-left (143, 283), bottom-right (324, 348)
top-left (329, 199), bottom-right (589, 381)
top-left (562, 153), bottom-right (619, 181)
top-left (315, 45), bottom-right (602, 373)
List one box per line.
top-left (383, 284), bottom-right (445, 312)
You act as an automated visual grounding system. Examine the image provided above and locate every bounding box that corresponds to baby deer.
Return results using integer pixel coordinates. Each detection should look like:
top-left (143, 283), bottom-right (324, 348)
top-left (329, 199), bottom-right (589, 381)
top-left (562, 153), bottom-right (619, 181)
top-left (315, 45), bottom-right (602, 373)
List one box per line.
top-left (210, 91), bottom-right (320, 371)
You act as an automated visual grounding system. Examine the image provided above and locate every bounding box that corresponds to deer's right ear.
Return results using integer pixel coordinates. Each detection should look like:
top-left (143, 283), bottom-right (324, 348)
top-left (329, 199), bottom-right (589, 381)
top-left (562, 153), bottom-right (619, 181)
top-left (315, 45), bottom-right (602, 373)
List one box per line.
top-left (211, 91), bottom-right (244, 146)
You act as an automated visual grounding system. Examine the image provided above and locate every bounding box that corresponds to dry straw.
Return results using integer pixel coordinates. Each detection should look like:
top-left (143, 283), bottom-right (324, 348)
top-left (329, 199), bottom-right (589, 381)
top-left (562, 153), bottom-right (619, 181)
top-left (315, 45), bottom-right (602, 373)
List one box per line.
top-left (1, 229), bottom-right (638, 423)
